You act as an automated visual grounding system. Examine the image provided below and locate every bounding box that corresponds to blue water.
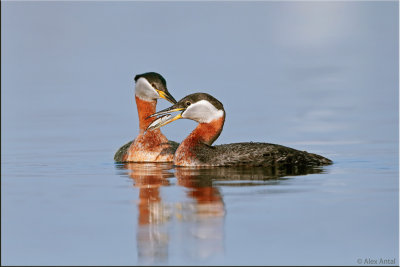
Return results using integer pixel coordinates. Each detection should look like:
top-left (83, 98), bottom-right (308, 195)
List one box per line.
top-left (2, 1), bottom-right (398, 266)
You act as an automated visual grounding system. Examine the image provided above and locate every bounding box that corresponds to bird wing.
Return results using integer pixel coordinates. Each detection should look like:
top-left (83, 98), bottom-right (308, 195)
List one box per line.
top-left (196, 142), bottom-right (332, 167)
top-left (114, 140), bottom-right (134, 162)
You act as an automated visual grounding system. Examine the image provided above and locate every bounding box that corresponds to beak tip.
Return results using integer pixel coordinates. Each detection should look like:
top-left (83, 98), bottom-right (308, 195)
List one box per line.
top-left (146, 114), bottom-right (155, 119)
top-left (167, 95), bottom-right (177, 104)
top-left (160, 90), bottom-right (177, 104)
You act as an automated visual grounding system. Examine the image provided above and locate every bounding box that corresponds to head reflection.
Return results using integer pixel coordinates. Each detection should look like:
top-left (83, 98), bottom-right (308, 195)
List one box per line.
top-left (124, 162), bottom-right (174, 265)
top-left (174, 168), bottom-right (226, 261)
top-left (119, 163), bottom-right (325, 264)
top-left (122, 163), bottom-right (227, 264)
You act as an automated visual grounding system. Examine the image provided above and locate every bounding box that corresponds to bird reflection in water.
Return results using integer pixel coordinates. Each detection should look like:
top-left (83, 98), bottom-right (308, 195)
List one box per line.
top-left (174, 168), bottom-right (225, 261)
top-left (117, 163), bottom-right (326, 264)
top-left (122, 162), bottom-right (174, 265)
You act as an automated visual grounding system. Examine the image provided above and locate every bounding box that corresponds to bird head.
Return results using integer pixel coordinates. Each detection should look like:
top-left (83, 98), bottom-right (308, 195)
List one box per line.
top-left (146, 93), bottom-right (225, 131)
top-left (134, 72), bottom-right (177, 104)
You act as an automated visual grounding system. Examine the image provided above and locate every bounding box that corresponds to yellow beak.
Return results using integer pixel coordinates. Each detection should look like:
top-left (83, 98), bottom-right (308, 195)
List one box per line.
top-left (157, 90), bottom-right (177, 104)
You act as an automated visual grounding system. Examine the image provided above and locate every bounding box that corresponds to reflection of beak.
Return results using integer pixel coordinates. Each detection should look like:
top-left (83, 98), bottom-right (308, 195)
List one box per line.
top-left (157, 90), bottom-right (177, 104)
top-left (146, 106), bottom-right (185, 131)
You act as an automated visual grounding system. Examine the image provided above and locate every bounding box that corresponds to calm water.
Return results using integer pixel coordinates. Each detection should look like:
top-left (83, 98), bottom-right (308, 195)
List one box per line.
top-left (2, 1), bottom-right (399, 266)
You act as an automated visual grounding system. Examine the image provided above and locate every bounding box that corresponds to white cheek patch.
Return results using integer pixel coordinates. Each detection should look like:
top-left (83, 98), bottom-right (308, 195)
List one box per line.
top-left (135, 77), bottom-right (159, 101)
top-left (182, 100), bottom-right (224, 123)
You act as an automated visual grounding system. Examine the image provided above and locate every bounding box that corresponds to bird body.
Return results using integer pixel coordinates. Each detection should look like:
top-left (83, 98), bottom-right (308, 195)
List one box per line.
top-left (114, 72), bottom-right (178, 162)
top-left (147, 93), bottom-right (332, 167)
top-left (176, 141), bottom-right (331, 167)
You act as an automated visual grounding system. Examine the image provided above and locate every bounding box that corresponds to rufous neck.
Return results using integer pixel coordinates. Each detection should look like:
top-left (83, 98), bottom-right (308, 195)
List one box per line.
top-left (186, 116), bottom-right (225, 146)
top-left (135, 96), bottom-right (157, 132)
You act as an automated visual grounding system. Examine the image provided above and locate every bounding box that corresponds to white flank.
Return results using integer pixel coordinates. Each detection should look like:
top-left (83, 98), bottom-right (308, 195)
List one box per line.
top-left (135, 77), bottom-right (159, 101)
top-left (182, 100), bottom-right (224, 123)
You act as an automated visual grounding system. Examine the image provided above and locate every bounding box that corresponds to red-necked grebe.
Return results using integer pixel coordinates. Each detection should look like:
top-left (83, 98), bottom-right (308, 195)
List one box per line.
top-left (114, 72), bottom-right (179, 162)
top-left (146, 93), bottom-right (333, 167)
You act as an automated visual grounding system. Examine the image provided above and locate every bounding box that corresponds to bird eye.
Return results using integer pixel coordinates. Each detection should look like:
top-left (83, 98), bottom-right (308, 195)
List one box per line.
top-left (151, 83), bottom-right (157, 89)
top-left (186, 101), bottom-right (191, 107)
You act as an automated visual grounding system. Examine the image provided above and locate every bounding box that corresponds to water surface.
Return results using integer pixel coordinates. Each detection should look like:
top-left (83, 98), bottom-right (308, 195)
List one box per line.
top-left (2, 1), bottom-right (398, 266)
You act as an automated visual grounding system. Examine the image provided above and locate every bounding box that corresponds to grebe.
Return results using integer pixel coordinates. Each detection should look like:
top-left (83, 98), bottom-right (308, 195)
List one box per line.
top-left (147, 93), bottom-right (333, 167)
top-left (114, 72), bottom-right (179, 162)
